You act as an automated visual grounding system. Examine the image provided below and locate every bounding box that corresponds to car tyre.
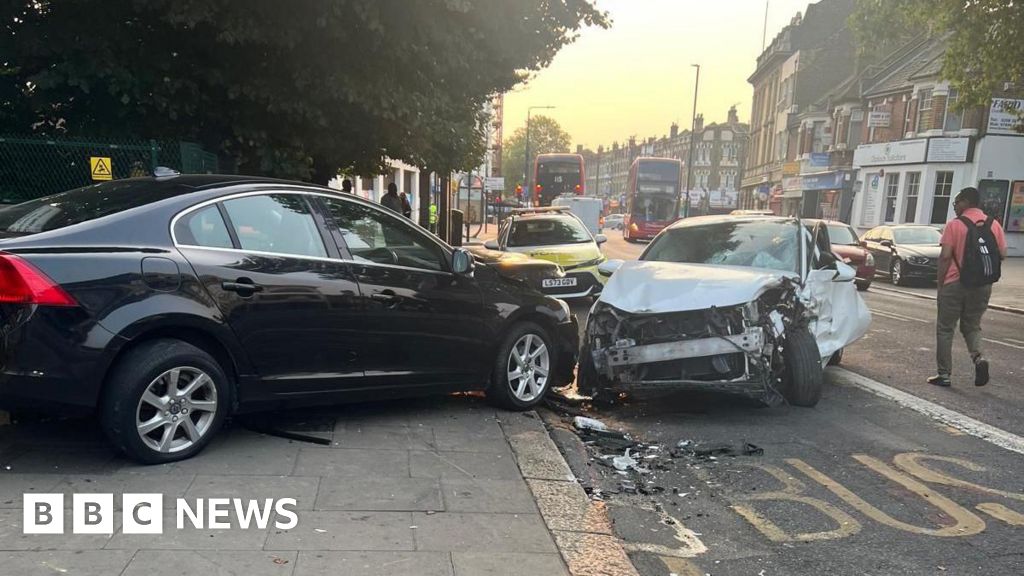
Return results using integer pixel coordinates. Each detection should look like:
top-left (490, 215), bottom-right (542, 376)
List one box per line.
top-left (827, 347), bottom-right (844, 367)
top-left (780, 327), bottom-right (823, 407)
top-left (101, 339), bottom-right (230, 464)
top-left (855, 279), bottom-right (871, 291)
top-left (486, 322), bottom-right (556, 410)
top-left (891, 259), bottom-right (905, 286)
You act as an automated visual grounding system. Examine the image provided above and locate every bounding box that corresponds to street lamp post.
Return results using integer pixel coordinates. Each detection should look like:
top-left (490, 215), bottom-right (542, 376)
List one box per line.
top-left (684, 64), bottom-right (700, 218)
top-left (524, 105), bottom-right (555, 206)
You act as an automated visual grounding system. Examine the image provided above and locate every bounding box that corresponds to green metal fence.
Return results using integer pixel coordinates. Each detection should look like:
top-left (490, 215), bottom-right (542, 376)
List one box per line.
top-left (0, 136), bottom-right (223, 203)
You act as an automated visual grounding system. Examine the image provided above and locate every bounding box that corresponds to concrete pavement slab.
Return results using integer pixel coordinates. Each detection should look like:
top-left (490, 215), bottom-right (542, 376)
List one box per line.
top-left (168, 431), bottom-right (300, 476)
top-left (264, 510), bottom-right (415, 551)
top-left (410, 451), bottom-right (522, 480)
top-left (0, 473), bottom-right (63, 508)
top-left (0, 447), bottom-right (119, 475)
top-left (331, 424), bottom-right (436, 451)
top-left (0, 550), bottom-right (135, 575)
top-left (294, 551), bottom-right (453, 576)
top-left (185, 475), bottom-right (320, 510)
top-left (411, 511), bottom-right (558, 553)
top-left (292, 448), bottom-right (410, 477)
top-left (0, 509), bottom-right (116, 550)
top-left (431, 427), bottom-right (513, 453)
top-left (440, 479), bottom-right (538, 514)
top-left (452, 552), bottom-right (570, 576)
top-left (105, 512), bottom-right (270, 551)
top-left (121, 550), bottom-right (297, 576)
top-left (315, 477), bottom-right (443, 511)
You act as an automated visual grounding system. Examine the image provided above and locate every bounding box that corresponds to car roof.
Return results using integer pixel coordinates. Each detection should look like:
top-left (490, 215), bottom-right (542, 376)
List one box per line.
top-left (666, 214), bottom-right (798, 230)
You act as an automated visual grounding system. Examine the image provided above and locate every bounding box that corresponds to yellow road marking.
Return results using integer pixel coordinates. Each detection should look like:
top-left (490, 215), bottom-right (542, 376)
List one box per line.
top-left (976, 503), bottom-right (1024, 526)
top-left (788, 456), bottom-right (986, 537)
top-left (730, 463), bottom-right (861, 542)
top-left (659, 556), bottom-right (705, 576)
top-left (893, 453), bottom-right (1024, 502)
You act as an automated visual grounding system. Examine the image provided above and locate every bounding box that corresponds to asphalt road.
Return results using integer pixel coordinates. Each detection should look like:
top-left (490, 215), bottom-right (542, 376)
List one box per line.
top-left (550, 232), bottom-right (1024, 576)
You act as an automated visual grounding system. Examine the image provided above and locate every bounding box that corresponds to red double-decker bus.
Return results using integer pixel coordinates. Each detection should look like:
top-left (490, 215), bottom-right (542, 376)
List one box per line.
top-left (533, 153), bottom-right (585, 207)
top-left (623, 157), bottom-right (682, 242)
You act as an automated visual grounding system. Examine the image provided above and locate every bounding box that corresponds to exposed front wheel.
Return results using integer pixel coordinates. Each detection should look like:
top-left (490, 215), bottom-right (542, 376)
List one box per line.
top-left (487, 322), bottom-right (555, 410)
top-left (780, 327), bottom-right (823, 407)
top-left (891, 259), bottom-right (905, 286)
top-left (101, 339), bottom-right (230, 464)
top-left (855, 279), bottom-right (871, 291)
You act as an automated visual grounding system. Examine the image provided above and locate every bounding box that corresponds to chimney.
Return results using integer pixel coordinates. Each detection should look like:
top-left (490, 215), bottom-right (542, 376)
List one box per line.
top-left (728, 106), bottom-right (739, 125)
top-left (628, 136), bottom-right (636, 149)
top-left (576, 144), bottom-right (584, 154)
top-left (670, 123), bottom-right (679, 138)
top-left (694, 114), bottom-right (704, 132)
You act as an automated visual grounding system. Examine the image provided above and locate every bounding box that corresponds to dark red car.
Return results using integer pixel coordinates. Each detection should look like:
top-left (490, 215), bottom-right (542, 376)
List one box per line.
top-left (808, 220), bottom-right (876, 291)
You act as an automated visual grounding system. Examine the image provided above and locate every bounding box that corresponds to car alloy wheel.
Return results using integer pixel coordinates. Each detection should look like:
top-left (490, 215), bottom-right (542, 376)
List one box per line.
top-left (892, 259), bottom-right (903, 286)
top-left (506, 333), bottom-right (550, 402)
top-left (135, 366), bottom-right (219, 453)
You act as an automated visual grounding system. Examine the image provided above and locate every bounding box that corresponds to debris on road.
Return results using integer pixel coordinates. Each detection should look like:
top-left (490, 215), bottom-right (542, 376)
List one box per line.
top-left (672, 440), bottom-right (763, 459)
top-left (574, 416), bottom-right (609, 432)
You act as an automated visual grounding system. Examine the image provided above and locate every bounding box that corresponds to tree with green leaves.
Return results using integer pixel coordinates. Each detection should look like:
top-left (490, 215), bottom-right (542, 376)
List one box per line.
top-left (1, 1), bottom-right (606, 182)
top-left (500, 115), bottom-right (573, 191)
top-left (850, 0), bottom-right (1023, 122)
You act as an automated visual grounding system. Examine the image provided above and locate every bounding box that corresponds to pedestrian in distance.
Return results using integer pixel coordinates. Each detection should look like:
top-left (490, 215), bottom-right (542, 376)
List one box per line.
top-left (341, 178), bottom-right (353, 193)
top-left (928, 186), bottom-right (1008, 388)
top-left (399, 191), bottom-right (412, 219)
top-left (381, 182), bottom-right (403, 214)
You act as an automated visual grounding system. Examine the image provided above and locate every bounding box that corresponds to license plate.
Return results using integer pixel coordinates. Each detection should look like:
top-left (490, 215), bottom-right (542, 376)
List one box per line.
top-left (542, 277), bottom-right (578, 288)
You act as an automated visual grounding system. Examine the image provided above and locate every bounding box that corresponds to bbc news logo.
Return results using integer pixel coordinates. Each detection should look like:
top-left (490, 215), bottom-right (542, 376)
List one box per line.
top-left (23, 494), bottom-right (298, 534)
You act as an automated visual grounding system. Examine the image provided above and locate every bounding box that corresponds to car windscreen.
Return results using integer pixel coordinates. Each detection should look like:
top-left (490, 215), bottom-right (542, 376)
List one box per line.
top-left (507, 217), bottom-right (591, 247)
top-left (643, 220), bottom-right (800, 273)
top-left (893, 227), bottom-right (941, 245)
top-left (827, 224), bottom-right (859, 245)
top-left (630, 193), bottom-right (677, 221)
top-left (0, 181), bottom-right (184, 236)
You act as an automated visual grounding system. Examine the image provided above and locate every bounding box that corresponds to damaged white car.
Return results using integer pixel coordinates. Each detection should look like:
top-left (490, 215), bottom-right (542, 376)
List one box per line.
top-left (578, 216), bottom-right (871, 407)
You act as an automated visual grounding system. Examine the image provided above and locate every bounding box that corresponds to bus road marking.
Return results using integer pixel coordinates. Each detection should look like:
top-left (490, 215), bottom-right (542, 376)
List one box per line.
top-left (983, 337), bottom-right (1024, 351)
top-left (870, 309), bottom-right (928, 323)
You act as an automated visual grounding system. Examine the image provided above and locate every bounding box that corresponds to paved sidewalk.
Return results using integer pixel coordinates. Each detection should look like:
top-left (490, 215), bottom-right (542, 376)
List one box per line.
top-left (0, 395), bottom-right (632, 576)
top-left (871, 256), bottom-right (1024, 313)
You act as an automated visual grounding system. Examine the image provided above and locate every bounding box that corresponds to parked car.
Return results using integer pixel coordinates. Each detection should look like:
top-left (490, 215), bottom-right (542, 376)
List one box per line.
top-left (861, 224), bottom-right (942, 286)
top-left (0, 175), bottom-right (578, 463)
top-left (580, 216), bottom-right (871, 406)
top-left (605, 213), bottom-right (625, 231)
top-left (729, 209), bottom-right (775, 216)
top-left (485, 207), bottom-right (607, 299)
top-left (804, 219), bottom-right (875, 291)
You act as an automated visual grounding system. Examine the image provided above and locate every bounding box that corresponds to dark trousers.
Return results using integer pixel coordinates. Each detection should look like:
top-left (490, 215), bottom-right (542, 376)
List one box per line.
top-left (935, 281), bottom-right (992, 376)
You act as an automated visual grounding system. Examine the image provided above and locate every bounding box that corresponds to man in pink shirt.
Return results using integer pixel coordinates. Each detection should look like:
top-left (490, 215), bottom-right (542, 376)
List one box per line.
top-left (929, 187), bottom-right (1008, 388)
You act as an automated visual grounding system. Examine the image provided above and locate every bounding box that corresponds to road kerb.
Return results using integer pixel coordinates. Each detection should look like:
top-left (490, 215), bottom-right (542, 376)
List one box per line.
top-left (500, 411), bottom-right (640, 576)
top-left (870, 285), bottom-right (1024, 315)
top-left (830, 367), bottom-right (1024, 455)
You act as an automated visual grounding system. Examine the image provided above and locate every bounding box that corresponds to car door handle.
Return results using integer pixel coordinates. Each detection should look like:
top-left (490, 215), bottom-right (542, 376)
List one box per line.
top-left (222, 279), bottom-right (263, 294)
top-left (370, 291), bottom-right (398, 303)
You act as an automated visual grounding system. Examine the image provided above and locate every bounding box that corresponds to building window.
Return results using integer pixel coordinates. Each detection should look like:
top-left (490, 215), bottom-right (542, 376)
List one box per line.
top-left (902, 172), bottom-right (921, 223)
top-left (849, 109), bottom-right (864, 147)
top-left (930, 171), bottom-right (954, 224)
top-left (916, 89), bottom-right (933, 132)
top-left (883, 173), bottom-right (901, 223)
top-left (943, 89), bottom-right (963, 132)
top-left (812, 121), bottom-right (827, 153)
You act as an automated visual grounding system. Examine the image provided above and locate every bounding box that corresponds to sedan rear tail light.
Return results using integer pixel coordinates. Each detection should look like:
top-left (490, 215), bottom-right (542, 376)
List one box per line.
top-left (0, 253), bottom-right (78, 306)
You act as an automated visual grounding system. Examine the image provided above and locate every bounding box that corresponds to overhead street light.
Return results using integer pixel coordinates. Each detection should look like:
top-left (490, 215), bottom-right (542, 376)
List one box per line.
top-left (525, 105), bottom-right (556, 206)
top-left (684, 64), bottom-right (700, 218)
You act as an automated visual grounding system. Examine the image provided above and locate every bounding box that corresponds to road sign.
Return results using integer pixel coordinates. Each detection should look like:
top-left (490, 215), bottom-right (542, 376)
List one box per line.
top-left (484, 177), bottom-right (505, 191)
top-left (90, 157), bottom-right (112, 181)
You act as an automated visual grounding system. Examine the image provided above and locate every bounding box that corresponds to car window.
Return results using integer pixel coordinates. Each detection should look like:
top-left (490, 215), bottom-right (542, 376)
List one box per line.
top-left (827, 224), bottom-right (859, 245)
top-left (222, 194), bottom-right (327, 258)
top-left (320, 197), bottom-right (447, 272)
top-left (507, 216), bottom-right (591, 247)
top-left (893, 227), bottom-right (941, 245)
top-left (175, 205), bottom-right (233, 249)
top-left (644, 220), bottom-right (800, 273)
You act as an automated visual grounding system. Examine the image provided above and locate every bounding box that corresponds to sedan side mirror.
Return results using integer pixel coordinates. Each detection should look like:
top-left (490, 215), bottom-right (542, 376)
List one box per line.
top-left (595, 234), bottom-right (608, 245)
top-left (880, 239), bottom-right (893, 248)
top-left (832, 261), bottom-right (857, 282)
top-left (483, 239), bottom-right (500, 250)
top-left (598, 259), bottom-right (623, 277)
top-left (859, 240), bottom-right (868, 248)
top-left (452, 248), bottom-right (475, 276)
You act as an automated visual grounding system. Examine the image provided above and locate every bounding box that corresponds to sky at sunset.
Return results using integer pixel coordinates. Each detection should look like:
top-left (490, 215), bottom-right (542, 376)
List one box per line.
top-left (503, 0), bottom-right (819, 150)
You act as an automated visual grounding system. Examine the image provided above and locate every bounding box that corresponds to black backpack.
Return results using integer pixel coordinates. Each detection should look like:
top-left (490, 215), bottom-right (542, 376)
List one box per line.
top-left (957, 215), bottom-right (1001, 288)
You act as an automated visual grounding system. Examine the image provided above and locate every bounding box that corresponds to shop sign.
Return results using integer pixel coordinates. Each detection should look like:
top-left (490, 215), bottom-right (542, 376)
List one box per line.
top-left (783, 161), bottom-right (800, 176)
top-left (987, 99), bottom-right (1024, 135)
top-left (802, 171), bottom-right (847, 191)
top-left (1006, 181), bottom-right (1024, 233)
top-left (868, 111), bottom-right (891, 128)
top-left (809, 153), bottom-right (830, 168)
top-left (926, 138), bottom-right (970, 163)
top-left (782, 176), bottom-right (803, 192)
top-left (853, 139), bottom-right (927, 167)
top-left (860, 173), bottom-right (882, 226)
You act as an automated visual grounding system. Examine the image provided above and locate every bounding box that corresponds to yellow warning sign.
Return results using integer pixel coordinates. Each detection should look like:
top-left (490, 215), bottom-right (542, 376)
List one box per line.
top-left (90, 157), bottom-right (112, 181)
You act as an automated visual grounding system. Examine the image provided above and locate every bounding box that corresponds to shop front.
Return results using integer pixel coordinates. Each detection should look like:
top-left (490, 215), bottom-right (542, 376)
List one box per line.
top-left (798, 170), bottom-right (854, 221)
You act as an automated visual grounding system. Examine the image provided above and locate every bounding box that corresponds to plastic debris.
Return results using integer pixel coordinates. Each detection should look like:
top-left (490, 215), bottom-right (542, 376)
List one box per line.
top-left (573, 416), bottom-right (609, 432)
top-left (612, 451), bottom-right (638, 471)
